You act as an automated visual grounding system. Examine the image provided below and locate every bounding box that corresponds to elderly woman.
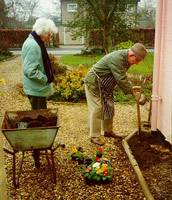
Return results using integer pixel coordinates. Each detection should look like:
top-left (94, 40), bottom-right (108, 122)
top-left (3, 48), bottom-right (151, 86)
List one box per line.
top-left (22, 18), bottom-right (58, 168)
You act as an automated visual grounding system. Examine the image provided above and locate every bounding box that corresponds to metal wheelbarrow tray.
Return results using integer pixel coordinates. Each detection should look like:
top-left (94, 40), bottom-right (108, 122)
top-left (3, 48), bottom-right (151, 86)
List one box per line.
top-left (1, 109), bottom-right (64, 187)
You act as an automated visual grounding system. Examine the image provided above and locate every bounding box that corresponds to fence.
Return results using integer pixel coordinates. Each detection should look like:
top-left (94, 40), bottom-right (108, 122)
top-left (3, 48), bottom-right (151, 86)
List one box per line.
top-left (0, 29), bottom-right (59, 48)
top-left (88, 28), bottom-right (155, 47)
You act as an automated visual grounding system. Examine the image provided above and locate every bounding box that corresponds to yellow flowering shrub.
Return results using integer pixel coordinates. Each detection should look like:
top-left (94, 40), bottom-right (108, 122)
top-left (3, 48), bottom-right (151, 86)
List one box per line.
top-left (54, 64), bottom-right (91, 102)
top-left (0, 78), bottom-right (7, 98)
top-left (49, 54), bottom-right (67, 82)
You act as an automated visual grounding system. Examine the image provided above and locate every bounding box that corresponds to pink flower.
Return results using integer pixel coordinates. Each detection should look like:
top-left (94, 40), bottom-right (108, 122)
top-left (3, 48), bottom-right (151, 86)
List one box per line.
top-left (97, 148), bottom-right (103, 153)
top-left (86, 167), bottom-right (93, 173)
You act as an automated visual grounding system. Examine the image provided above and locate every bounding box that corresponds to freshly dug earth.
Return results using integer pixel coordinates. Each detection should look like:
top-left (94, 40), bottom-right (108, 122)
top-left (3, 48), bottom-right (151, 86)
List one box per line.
top-left (129, 132), bottom-right (172, 200)
top-left (0, 56), bottom-right (172, 200)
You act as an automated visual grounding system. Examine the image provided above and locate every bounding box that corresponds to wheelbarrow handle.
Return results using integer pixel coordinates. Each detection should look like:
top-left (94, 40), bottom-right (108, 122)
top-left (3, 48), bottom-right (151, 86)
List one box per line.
top-left (52, 142), bottom-right (65, 152)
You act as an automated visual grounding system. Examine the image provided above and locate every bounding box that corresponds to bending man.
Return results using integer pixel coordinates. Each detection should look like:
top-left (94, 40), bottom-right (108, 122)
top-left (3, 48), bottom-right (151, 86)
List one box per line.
top-left (84, 43), bottom-right (147, 145)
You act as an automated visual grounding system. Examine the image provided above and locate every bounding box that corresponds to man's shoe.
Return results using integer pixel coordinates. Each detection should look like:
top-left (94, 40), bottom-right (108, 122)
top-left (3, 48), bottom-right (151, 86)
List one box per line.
top-left (91, 137), bottom-right (105, 146)
top-left (104, 131), bottom-right (123, 138)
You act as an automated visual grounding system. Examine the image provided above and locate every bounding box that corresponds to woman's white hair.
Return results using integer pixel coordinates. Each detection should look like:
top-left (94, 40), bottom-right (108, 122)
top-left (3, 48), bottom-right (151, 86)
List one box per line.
top-left (32, 18), bottom-right (58, 36)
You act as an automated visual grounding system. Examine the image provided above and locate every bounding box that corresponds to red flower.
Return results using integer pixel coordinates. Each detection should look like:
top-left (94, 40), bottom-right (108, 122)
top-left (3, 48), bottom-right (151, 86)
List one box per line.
top-left (96, 157), bottom-right (101, 162)
top-left (97, 148), bottom-right (103, 153)
top-left (103, 171), bottom-right (109, 176)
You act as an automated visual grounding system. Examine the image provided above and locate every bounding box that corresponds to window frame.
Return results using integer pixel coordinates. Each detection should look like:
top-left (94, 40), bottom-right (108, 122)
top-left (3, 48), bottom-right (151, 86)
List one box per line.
top-left (67, 3), bottom-right (78, 12)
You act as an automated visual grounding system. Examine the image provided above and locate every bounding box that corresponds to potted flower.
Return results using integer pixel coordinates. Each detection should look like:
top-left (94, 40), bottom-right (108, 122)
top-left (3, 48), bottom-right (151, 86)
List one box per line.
top-left (82, 157), bottom-right (113, 183)
top-left (96, 148), bottom-right (103, 158)
top-left (70, 147), bottom-right (86, 164)
top-left (70, 148), bottom-right (79, 161)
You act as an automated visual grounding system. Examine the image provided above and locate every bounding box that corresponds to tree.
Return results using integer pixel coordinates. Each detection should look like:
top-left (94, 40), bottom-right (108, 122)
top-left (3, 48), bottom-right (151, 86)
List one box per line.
top-left (0, 0), bottom-right (8, 28)
top-left (138, 0), bottom-right (156, 28)
top-left (67, 0), bottom-right (137, 54)
top-left (5, 0), bottom-right (39, 26)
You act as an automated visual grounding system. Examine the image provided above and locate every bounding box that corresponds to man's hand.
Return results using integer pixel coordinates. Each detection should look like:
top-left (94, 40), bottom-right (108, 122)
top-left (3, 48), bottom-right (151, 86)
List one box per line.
top-left (133, 90), bottom-right (141, 101)
top-left (139, 94), bottom-right (147, 105)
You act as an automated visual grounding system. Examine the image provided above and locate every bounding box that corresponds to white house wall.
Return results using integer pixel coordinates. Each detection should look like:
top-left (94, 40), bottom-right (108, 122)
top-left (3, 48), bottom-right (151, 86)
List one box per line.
top-left (152, 0), bottom-right (172, 143)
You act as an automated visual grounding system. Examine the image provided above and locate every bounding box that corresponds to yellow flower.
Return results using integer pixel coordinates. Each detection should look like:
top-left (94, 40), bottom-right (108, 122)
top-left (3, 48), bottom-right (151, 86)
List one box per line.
top-left (101, 163), bottom-right (108, 172)
top-left (96, 169), bottom-right (103, 174)
top-left (71, 148), bottom-right (78, 154)
top-left (1, 78), bottom-right (6, 86)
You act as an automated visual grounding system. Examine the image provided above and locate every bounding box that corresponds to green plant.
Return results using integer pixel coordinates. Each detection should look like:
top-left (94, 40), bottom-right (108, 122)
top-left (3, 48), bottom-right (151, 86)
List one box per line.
top-left (96, 148), bottom-right (104, 157)
top-left (115, 40), bottom-right (134, 50)
top-left (70, 147), bottom-right (86, 161)
top-left (82, 157), bottom-right (113, 182)
top-left (49, 54), bottom-right (67, 80)
top-left (0, 49), bottom-right (13, 61)
top-left (54, 65), bottom-right (90, 102)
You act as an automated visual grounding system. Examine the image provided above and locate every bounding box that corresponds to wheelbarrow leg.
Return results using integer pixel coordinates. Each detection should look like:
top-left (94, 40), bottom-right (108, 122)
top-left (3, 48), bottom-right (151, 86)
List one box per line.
top-left (13, 151), bottom-right (25, 187)
top-left (33, 150), bottom-right (40, 169)
top-left (45, 150), bottom-right (55, 182)
top-left (51, 150), bottom-right (56, 183)
top-left (13, 151), bottom-right (17, 187)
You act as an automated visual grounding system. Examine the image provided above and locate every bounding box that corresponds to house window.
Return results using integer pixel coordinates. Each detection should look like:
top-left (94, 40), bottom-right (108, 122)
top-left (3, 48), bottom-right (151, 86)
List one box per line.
top-left (67, 3), bottom-right (77, 12)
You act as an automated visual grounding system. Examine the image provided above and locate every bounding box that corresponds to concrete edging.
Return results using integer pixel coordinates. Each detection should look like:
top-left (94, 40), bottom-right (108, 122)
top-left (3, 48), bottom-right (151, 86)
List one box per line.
top-left (122, 129), bottom-right (154, 200)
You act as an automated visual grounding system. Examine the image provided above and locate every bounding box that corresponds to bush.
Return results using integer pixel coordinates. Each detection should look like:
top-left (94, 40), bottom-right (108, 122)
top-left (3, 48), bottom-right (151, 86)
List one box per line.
top-left (76, 46), bottom-right (105, 56)
top-left (49, 54), bottom-right (67, 82)
top-left (53, 65), bottom-right (90, 102)
top-left (115, 40), bottom-right (134, 50)
top-left (0, 49), bottom-right (13, 61)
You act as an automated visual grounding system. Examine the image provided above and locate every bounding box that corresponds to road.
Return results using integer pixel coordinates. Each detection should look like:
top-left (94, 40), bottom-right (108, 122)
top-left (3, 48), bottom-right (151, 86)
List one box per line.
top-left (9, 45), bottom-right (154, 56)
top-left (9, 45), bottom-right (86, 56)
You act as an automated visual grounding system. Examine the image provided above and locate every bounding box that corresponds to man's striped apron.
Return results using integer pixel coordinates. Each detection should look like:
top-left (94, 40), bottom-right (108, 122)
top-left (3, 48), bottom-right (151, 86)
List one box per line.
top-left (92, 68), bottom-right (116, 120)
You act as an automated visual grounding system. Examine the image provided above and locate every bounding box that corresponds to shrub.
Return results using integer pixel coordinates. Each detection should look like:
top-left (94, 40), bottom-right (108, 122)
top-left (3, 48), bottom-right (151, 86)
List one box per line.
top-left (53, 65), bottom-right (90, 102)
top-left (0, 78), bottom-right (7, 98)
top-left (115, 40), bottom-right (134, 50)
top-left (49, 54), bottom-right (67, 82)
top-left (0, 49), bottom-right (13, 61)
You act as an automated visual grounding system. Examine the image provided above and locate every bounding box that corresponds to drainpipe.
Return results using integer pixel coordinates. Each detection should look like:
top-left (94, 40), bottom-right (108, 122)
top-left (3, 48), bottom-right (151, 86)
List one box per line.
top-left (151, 0), bottom-right (163, 131)
top-left (122, 129), bottom-right (154, 200)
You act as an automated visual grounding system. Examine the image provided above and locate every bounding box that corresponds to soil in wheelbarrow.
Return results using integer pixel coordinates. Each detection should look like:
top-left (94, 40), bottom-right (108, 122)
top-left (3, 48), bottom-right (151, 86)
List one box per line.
top-left (129, 131), bottom-right (172, 200)
top-left (17, 115), bottom-right (57, 128)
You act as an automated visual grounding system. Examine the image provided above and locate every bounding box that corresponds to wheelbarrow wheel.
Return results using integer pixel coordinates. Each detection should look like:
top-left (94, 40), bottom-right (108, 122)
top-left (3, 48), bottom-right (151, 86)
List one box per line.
top-left (33, 150), bottom-right (40, 168)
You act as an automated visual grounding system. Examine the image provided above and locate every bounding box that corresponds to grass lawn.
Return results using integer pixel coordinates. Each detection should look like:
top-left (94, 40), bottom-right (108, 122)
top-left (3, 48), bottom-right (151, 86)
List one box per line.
top-left (60, 52), bottom-right (154, 75)
top-left (60, 54), bottom-right (104, 68)
top-left (128, 52), bottom-right (154, 75)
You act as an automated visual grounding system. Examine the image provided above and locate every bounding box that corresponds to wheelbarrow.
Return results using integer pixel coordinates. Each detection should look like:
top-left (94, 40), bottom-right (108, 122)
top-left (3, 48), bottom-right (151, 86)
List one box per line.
top-left (1, 109), bottom-right (65, 187)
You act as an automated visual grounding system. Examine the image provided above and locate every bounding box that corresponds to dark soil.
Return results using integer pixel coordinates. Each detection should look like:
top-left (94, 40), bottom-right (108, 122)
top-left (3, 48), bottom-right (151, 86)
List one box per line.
top-left (129, 130), bottom-right (172, 200)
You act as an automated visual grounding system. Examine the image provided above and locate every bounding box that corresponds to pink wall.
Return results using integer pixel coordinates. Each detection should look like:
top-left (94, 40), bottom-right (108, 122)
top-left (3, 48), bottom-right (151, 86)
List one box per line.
top-left (152, 0), bottom-right (172, 143)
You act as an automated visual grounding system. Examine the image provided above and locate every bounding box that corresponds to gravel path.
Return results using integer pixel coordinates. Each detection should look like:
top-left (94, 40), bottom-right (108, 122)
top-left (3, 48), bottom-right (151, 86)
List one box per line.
top-left (0, 56), bottom-right (151, 200)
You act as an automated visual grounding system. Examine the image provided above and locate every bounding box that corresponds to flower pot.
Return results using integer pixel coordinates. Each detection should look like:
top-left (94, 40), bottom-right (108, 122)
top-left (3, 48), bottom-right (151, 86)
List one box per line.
top-left (85, 177), bottom-right (112, 185)
top-left (78, 159), bottom-right (84, 164)
top-left (84, 158), bottom-right (92, 167)
top-left (71, 156), bottom-right (76, 161)
top-left (96, 154), bottom-right (102, 158)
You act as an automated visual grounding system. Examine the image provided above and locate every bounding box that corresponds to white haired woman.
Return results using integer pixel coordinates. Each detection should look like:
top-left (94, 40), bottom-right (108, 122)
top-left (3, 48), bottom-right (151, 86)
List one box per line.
top-left (22, 18), bottom-right (58, 168)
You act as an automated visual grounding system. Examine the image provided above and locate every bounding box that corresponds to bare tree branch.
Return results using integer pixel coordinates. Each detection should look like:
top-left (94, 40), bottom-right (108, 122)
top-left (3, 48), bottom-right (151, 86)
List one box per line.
top-left (107, 0), bottom-right (118, 21)
top-left (85, 0), bottom-right (104, 25)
